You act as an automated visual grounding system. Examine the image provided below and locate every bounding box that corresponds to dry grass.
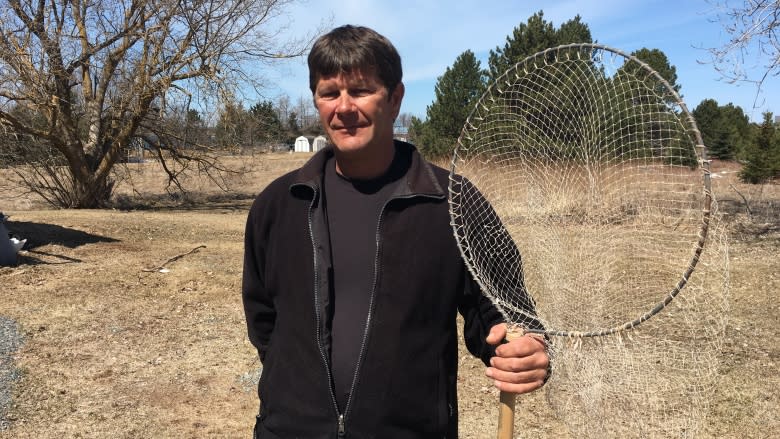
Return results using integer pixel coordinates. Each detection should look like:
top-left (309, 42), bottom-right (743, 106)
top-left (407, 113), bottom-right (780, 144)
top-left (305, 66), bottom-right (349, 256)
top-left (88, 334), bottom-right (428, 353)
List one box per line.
top-left (0, 154), bottom-right (778, 438)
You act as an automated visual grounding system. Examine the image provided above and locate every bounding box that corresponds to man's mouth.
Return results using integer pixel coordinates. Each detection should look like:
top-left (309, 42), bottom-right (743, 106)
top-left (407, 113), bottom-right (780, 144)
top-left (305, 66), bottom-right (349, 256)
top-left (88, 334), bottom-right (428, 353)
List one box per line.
top-left (335, 125), bottom-right (361, 132)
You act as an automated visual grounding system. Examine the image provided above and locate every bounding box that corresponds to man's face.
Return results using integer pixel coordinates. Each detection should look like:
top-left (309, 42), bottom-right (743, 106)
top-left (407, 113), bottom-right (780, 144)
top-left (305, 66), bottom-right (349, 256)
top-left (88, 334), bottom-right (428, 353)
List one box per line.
top-left (314, 70), bottom-right (404, 156)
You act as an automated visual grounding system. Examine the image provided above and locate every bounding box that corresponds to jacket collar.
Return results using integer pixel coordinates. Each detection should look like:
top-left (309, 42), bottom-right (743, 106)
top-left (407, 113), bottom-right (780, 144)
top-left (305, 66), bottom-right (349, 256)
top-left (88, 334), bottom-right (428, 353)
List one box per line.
top-left (290, 140), bottom-right (446, 199)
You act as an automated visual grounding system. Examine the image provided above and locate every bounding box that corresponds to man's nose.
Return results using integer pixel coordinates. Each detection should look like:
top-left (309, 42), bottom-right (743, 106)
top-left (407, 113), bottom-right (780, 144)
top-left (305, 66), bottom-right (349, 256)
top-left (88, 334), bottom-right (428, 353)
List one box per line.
top-left (335, 92), bottom-right (356, 114)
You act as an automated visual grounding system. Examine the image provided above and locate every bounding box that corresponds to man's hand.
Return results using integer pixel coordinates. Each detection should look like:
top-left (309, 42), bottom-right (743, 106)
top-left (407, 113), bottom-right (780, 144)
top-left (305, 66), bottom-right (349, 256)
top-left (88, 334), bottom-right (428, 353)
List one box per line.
top-left (485, 323), bottom-right (549, 394)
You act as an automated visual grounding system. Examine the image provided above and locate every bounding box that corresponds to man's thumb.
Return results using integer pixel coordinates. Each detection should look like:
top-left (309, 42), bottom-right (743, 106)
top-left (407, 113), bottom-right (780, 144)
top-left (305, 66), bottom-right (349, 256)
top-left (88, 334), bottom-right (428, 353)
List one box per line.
top-left (486, 323), bottom-right (507, 345)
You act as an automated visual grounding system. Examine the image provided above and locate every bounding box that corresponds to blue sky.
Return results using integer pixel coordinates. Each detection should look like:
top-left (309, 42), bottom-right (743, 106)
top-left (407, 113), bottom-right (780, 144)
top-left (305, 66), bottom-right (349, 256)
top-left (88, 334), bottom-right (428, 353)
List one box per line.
top-left (262, 0), bottom-right (778, 123)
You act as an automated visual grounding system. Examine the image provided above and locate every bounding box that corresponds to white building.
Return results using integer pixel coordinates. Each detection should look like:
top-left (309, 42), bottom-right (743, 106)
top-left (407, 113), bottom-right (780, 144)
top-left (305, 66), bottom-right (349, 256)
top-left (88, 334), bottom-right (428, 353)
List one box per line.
top-left (294, 136), bottom-right (311, 152)
top-left (312, 136), bottom-right (327, 152)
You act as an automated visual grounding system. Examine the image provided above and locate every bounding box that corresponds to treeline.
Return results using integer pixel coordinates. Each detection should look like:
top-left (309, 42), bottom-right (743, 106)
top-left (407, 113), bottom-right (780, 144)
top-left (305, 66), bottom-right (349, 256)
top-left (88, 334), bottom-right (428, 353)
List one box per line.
top-left (210, 97), bottom-right (323, 152)
top-left (410, 10), bottom-right (780, 184)
top-left (0, 95), bottom-right (324, 167)
top-left (410, 11), bottom-right (596, 159)
top-left (693, 101), bottom-right (780, 183)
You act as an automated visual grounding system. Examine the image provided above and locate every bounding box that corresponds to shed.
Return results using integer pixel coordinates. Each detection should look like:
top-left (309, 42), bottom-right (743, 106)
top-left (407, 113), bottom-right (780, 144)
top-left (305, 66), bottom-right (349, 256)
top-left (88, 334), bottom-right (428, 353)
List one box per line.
top-left (312, 136), bottom-right (327, 152)
top-left (294, 136), bottom-right (311, 152)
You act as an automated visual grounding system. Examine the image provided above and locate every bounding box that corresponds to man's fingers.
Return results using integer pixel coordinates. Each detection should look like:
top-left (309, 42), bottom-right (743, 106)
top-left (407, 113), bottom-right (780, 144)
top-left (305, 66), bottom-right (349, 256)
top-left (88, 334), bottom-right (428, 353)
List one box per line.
top-left (487, 363), bottom-right (546, 381)
top-left (494, 334), bottom-right (546, 358)
top-left (490, 352), bottom-right (548, 373)
top-left (489, 376), bottom-right (545, 394)
top-left (486, 334), bottom-right (550, 395)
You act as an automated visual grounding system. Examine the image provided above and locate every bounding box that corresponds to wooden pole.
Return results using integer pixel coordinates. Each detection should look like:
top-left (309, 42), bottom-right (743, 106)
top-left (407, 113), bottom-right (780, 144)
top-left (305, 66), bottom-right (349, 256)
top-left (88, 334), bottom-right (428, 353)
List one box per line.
top-left (497, 391), bottom-right (517, 439)
top-left (496, 328), bottom-right (524, 439)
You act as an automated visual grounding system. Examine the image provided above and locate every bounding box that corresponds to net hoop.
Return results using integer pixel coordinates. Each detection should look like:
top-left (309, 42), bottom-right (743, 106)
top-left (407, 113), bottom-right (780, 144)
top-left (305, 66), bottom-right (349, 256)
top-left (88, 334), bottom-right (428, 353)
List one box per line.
top-left (448, 43), bottom-right (713, 338)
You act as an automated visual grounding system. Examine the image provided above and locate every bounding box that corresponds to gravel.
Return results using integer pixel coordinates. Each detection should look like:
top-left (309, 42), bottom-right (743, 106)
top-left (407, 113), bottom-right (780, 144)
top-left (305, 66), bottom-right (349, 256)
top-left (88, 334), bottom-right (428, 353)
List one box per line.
top-left (237, 366), bottom-right (262, 393)
top-left (0, 316), bottom-right (23, 431)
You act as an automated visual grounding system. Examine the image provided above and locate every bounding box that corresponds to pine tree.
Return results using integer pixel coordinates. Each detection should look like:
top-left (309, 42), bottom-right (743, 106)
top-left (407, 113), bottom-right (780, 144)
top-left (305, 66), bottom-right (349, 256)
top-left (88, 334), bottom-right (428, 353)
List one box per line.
top-left (631, 48), bottom-right (681, 95)
top-left (693, 99), bottom-right (750, 160)
top-left (487, 11), bottom-right (592, 81)
top-left (693, 99), bottom-right (721, 150)
top-left (556, 15), bottom-right (593, 46)
top-left (248, 100), bottom-right (284, 145)
top-left (416, 50), bottom-right (486, 158)
top-left (708, 125), bottom-right (733, 160)
top-left (413, 12), bottom-right (594, 159)
top-left (720, 104), bottom-right (751, 160)
top-left (740, 112), bottom-right (777, 183)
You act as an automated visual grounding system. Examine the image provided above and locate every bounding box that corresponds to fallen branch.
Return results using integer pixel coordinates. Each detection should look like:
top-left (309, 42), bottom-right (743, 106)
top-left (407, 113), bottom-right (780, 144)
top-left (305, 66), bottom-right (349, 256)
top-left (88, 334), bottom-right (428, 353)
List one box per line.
top-left (729, 183), bottom-right (752, 217)
top-left (142, 245), bottom-right (206, 272)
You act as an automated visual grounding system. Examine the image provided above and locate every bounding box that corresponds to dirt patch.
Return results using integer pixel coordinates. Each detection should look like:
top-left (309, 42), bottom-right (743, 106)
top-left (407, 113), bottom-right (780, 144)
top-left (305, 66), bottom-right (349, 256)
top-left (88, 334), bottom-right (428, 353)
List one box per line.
top-left (0, 154), bottom-right (777, 438)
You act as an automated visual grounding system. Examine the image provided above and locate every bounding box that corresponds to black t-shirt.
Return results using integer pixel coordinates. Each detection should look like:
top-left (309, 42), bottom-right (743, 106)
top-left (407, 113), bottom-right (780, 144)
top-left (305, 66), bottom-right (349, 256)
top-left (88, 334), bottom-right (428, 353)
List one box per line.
top-left (323, 151), bottom-right (409, 412)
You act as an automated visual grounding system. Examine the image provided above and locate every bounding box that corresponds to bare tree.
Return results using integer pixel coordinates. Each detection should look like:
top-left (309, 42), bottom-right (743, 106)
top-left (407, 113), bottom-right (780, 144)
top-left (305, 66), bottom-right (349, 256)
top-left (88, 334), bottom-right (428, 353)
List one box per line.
top-left (0, 0), bottom-right (314, 207)
top-left (706, 0), bottom-right (780, 101)
top-left (295, 94), bottom-right (318, 133)
top-left (276, 94), bottom-right (291, 127)
top-left (396, 112), bottom-right (413, 130)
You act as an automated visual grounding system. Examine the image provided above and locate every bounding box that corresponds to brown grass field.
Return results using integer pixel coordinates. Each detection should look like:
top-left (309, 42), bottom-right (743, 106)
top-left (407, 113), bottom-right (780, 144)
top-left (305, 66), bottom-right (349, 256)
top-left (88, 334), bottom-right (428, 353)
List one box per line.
top-left (0, 154), bottom-right (778, 438)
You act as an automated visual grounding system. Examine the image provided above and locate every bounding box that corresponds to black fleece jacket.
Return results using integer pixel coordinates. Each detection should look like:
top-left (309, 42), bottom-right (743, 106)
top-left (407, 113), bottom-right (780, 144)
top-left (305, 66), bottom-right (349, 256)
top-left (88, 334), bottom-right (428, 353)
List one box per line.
top-left (242, 142), bottom-right (507, 438)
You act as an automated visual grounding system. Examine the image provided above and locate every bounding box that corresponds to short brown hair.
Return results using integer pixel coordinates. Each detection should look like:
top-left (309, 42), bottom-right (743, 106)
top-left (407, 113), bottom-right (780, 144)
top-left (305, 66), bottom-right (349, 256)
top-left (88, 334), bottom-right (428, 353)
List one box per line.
top-left (308, 25), bottom-right (403, 95)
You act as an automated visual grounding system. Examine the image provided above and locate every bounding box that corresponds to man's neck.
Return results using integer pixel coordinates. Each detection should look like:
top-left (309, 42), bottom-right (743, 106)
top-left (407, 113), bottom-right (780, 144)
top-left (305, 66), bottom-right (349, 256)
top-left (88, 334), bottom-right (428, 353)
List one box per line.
top-left (333, 140), bottom-right (396, 180)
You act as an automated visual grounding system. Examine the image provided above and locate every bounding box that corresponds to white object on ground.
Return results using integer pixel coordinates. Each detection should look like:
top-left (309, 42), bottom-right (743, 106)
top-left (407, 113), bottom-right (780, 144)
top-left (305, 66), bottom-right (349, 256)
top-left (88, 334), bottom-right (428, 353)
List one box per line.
top-left (9, 237), bottom-right (26, 253)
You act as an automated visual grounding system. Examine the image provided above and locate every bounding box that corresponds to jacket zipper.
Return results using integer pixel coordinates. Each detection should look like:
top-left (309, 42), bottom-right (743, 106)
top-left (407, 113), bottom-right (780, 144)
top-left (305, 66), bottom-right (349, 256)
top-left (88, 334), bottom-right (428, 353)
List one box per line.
top-left (340, 192), bottom-right (445, 435)
top-left (303, 184), bottom-right (343, 435)
top-left (338, 198), bottom-right (388, 436)
top-left (302, 177), bottom-right (446, 437)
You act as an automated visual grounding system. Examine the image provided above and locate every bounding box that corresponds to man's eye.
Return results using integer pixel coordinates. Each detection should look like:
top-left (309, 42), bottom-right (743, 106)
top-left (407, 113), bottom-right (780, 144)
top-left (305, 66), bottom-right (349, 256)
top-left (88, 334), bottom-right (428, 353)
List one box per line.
top-left (352, 88), bottom-right (372, 96)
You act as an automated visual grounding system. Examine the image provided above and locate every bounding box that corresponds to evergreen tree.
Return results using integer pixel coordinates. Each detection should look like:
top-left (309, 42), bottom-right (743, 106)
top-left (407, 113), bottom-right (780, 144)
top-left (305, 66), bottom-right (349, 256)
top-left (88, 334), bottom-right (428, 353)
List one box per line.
top-left (740, 112), bottom-right (778, 183)
top-left (413, 12), bottom-right (594, 160)
top-left (693, 99), bottom-right (721, 150)
top-left (408, 116), bottom-right (426, 148)
top-left (488, 11), bottom-right (593, 81)
top-left (719, 103), bottom-right (751, 159)
top-left (287, 111), bottom-right (300, 136)
top-left (631, 48), bottom-right (681, 95)
top-left (417, 50), bottom-right (486, 158)
top-left (248, 100), bottom-right (284, 145)
top-left (693, 99), bottom-right (751, 160)
top-left (480, 12), bottom-right (594, 161)
top-left (488, 11), bottom-right (556, 80)
top-left (611, 47), bottom-right (695, 165)
top-left (555, 15), bottom-right (594, 46)
top-left (180, 109), bottom-right (208, 147)
top-left (708, 124), bottom-right (733, 160)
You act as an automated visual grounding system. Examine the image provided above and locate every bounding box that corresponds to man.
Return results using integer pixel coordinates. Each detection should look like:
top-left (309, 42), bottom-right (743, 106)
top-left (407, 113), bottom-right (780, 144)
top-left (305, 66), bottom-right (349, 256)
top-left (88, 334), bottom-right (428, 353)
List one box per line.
top-left (242, 25), bottom-right (549, 438)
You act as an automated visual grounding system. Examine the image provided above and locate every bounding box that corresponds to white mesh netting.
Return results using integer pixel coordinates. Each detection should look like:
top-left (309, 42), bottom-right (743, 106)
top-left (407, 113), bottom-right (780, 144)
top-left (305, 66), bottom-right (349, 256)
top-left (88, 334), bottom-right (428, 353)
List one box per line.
top-left (449, 43), bottom-right (729, 438)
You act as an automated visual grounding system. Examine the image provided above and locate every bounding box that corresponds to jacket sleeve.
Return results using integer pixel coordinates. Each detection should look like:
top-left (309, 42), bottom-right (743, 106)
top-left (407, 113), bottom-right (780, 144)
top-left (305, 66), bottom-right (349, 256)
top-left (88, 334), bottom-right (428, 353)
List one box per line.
top-left (455, 177), bottom-right (547, 366)
top-left (242, 203), bottom-right (276, 362)
top-left (458, 271), bottom-right (504, 366)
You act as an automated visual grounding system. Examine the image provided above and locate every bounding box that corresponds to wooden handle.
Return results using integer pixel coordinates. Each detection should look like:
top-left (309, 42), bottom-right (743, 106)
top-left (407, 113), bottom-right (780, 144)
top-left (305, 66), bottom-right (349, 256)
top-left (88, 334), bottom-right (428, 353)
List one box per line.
top-left (497, 391), bottom-right (517, 439)
top-left (496, 326), bottom-right (524, 439)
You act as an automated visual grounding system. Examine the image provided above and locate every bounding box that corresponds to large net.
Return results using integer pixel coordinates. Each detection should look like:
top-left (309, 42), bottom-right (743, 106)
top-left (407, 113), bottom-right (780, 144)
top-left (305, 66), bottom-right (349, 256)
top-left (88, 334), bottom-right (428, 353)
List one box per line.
top-left (449, 44), bottom-right (729, 437)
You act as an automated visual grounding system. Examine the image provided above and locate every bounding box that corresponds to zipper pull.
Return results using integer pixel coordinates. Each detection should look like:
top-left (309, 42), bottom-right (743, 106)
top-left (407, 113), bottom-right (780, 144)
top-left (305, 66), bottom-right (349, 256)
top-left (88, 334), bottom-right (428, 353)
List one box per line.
top-left (338, 413), bottom-right (346, 437)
